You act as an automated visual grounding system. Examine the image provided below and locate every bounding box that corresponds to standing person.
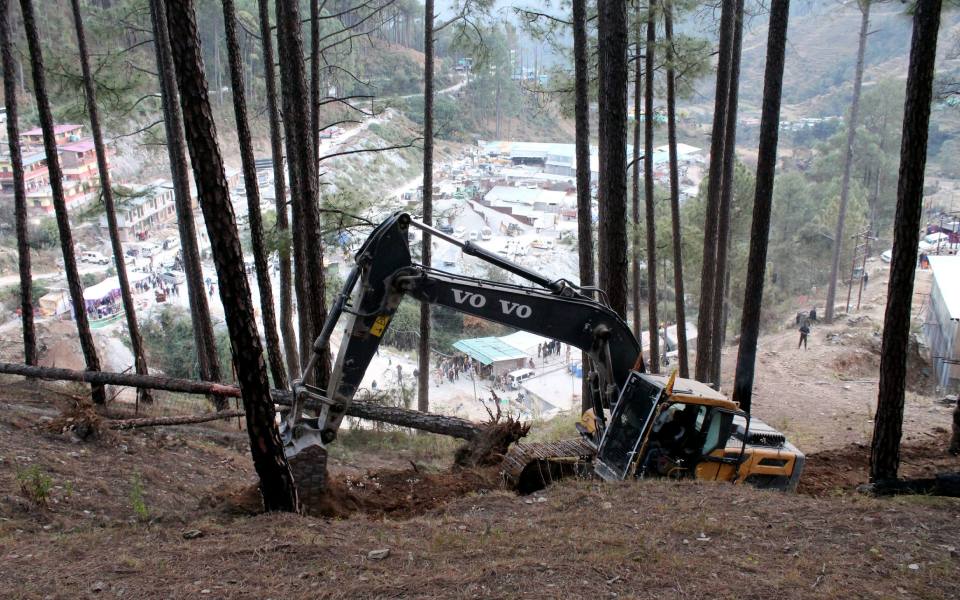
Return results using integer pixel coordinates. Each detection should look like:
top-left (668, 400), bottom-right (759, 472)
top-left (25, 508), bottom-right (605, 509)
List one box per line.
top-left (798, 319), bottom-right (810, 350)
top-left (862, 271), bottom-right (869, 289)
top-left (950, 397), bottom-right (960, 455)
top-left (537, 343), bottom-right (542, 358)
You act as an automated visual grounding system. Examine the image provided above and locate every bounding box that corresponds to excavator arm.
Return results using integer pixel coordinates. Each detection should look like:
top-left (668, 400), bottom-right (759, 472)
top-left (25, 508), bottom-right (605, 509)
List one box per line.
top-left (281, 212), bottom-right (642, 457)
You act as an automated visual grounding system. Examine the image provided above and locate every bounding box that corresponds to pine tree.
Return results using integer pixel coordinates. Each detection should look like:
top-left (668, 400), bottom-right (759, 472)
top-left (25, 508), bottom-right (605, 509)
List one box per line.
top-left (20, 0), bottom-right (105, 403)
top-left (0, 0), bottom-right (36, 368)
top-left (69, 0), bottom-right (152, 405)
top-left (732, 0), bottom-right (790, 413)
top-left (694, 0), bottom-right (735, 382)
top-left (164, 0), bottom-right (299, 512)
top-left (418, 0), bottom-right (435, 413)
top-left (825, 0), bottom-right (872, 322)
top-left (643, 0), bottom-right (659, 373)
top-left (597, 0), bottom-right (629, 320)
top-left (148, 0), bottom-right (224, 407)
top-left (256, 0), bottom-right (300, 381)
top-left (870, 0), bottom-right (942, 483)
top-left (222, 0), bottom-right (287, 390)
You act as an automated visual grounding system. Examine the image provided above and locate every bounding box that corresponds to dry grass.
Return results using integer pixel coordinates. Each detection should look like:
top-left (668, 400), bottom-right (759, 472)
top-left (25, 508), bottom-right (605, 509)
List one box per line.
top-left (0, 380), bottom-right (959, 599)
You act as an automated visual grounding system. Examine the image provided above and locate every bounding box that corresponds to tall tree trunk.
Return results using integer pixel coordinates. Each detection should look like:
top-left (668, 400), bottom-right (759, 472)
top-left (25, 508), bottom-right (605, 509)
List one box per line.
top-left (418, 0), bottom-right (434, 413)
top-left (708, 0), bottom-right (744, 387)
top-left (870, 0), bottom-right (941, 483)
top-left (0, 0), bottom-right (37, 367)
top-left (149, 0), bottom-right (224, 408)
top-left (70, 0), bottom-right (152, 404)
top-left (825, 0), bottom-right (871, 322)
top-left (694, 0), bottom-right (735, 382)
top-left (643, 0), bottom-right (659, 374)
top-left (276, 0), bottom-right (328, 387)
top-left (597, 0), bottom-right (629, 320)
top-left (222, 0), bottom-right (287, 390)
top-left (732, 0), bottom-right (789, 413)
top-left (631, 2), bottom-right (642, 341)
top-left (19, 0), bottom-right (104, 403)
top-left (164, 0), bottom-right (299, 513)
top-left (256, 0), bottom-right (299, 380)
top-left (310, 0), bottom-right (320, 171)
top-left (573, 0), bottom-right (595, 412)
top-left (664, 0), bottom-right (688, 378)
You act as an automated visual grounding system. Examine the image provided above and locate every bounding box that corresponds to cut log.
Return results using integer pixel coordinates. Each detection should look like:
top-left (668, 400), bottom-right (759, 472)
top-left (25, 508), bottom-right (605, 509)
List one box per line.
top-left (0, 361), bottom-right (481, 440)
top-left (109, 410), bottom-right (245, 430)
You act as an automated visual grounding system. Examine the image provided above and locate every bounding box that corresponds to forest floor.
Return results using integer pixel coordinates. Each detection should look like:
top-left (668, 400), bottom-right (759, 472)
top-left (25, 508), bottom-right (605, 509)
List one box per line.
top-left (0, 259), bottom-right (959, 598)
top-left (0, 376), bottom-right (957, 598)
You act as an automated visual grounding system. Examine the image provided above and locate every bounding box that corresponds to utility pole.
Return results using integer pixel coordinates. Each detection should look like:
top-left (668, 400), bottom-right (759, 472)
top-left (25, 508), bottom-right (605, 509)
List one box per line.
top-left (855, 234), bottom-right (875, 310)
top-left (845, 228), bottom-right (871, 314)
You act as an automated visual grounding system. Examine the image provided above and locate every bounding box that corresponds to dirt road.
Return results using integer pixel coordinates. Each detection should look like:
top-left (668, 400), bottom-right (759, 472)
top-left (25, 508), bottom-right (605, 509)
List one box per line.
top-left (721, 259), bottom-right (951, 453)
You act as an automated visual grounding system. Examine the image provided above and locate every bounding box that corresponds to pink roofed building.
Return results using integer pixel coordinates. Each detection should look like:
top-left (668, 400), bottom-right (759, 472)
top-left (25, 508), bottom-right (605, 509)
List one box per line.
top-left (59, 139), bottom-right (104, 188)
top-left (20, 123), bottom-right (84, 147)
top-left (1, 123), bottom-right (112, 214)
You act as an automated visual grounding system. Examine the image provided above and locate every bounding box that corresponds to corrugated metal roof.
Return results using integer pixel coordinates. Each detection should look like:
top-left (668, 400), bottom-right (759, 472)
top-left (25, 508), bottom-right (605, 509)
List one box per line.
top-left (453, 336), bottom-right (527, 365)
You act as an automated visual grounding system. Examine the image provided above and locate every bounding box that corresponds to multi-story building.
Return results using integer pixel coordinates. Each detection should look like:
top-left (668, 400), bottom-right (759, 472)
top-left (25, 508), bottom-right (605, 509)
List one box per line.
top-left (0, 123), bottom-right (109, 215)
top-left (0, 149), bottom-right (49, 196)
top-left (100, 179), bottom-right (178, 242)
top-left (59, 139), bottom-right (102, 189)
top-left (20, 123), bottom-right (83, 147)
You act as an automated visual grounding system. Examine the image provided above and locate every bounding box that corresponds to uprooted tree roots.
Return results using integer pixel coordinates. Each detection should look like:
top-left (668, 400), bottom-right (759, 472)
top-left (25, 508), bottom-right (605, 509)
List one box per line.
top-left (454, 416), bottom-right (531, 468)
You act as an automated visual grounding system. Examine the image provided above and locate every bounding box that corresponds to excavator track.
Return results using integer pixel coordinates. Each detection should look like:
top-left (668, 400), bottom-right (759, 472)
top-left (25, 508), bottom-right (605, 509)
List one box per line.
top-left (501, 437), bottom-right (598, 494)
top-left (288, 444), bottom-right (329, 514)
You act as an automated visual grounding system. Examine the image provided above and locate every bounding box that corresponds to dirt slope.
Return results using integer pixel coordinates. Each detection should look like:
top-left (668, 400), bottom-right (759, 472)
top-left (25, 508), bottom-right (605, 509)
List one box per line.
top-left (0, 382), bottom-right (958, 599)
top-left (718, 261), bottom-right (953, 454)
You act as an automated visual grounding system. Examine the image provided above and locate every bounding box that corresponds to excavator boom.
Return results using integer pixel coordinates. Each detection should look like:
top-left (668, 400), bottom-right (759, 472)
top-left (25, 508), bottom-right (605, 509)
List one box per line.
top-left (281, 212), bottom-right (641, 455)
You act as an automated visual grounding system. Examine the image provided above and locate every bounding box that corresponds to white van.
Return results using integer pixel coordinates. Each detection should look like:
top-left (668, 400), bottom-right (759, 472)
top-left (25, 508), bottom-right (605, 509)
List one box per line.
top-left (507, 368), bottom-right (535, 389)
top-left (469, 230), bottom-right (479, 241)
top-left (80, 251), bottom-right (111, 265)
top-left (481, 227), bottom-right (493, 241)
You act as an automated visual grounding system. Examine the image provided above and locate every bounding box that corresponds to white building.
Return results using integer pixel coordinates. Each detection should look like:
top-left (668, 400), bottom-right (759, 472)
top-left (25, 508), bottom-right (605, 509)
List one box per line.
top-left (924, 256), bottom-right (960, 390)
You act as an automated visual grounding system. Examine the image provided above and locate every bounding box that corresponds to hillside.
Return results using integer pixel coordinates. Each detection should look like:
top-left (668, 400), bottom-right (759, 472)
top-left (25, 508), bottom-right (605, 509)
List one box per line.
top-left (736, 2), bottom-right (960, 117)
top-left (0, 255), bottom-right (959, 597)
top-left (0, 386), bottom-right (957, 598)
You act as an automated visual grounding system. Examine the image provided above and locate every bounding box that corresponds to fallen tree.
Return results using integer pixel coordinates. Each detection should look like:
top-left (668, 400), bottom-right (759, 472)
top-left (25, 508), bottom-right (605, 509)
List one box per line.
top-left (0, 361), bottom-right (481, 440)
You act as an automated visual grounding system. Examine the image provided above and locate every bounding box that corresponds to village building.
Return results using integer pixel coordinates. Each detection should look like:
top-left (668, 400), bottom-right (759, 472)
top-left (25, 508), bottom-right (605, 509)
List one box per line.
top-left (20, 123), bottom-right (84, 147)
top-left (924, 256), bottom-right (960, 391)
top-left (451, 336), bottom-right (529, 377)
top-left (100, 179), bottom-right (178, 242)
top-left (0, 123), bottom-right (106, 214)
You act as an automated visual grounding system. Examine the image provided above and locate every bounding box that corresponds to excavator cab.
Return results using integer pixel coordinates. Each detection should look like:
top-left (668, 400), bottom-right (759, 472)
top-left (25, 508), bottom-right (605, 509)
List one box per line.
top-left (591, 372), bottom-right (804, 490)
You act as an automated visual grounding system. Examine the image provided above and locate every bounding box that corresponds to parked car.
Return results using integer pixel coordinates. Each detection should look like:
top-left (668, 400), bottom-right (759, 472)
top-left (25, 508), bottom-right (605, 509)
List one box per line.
top-left (80, 251), bottom-right (111, 265)
top-left (438, 223), bottom-right (454, 234)
top-left (531, 239), bottom-right (554, 250)
top-left (481, 227), bottom-right (493, 241)
top-left (455, 226), bottom-right (467, 239)
top-left (159, 270), bottom-right (186, 286)
top-left (140, 243), bottom-right (158, 258)
top-left (880, 249), bottom-right (892, 263)
top-left (469, 230), bottom-right (479, 241)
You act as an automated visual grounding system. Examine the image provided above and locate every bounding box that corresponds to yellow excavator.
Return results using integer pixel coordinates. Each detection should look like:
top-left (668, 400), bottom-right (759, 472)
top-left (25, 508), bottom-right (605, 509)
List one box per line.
top-left (279, 213), bottom-right (804, 496)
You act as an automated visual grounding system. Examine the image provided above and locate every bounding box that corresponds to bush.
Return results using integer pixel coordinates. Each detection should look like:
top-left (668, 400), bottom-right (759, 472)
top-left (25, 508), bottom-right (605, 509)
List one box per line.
top-left (29, 218), bottom-right (59, 250)
top-left (16, 464), bottom-right (53, 508)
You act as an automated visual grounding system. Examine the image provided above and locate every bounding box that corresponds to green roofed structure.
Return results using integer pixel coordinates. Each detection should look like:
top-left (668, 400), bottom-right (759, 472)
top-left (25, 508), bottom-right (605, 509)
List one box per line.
top-left (452, 336), bottom-right (529, 376)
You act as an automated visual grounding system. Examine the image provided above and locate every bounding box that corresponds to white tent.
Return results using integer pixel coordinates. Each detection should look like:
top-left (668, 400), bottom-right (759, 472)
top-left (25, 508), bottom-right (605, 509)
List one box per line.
top-left (499, 330), bottom-right (552, 357)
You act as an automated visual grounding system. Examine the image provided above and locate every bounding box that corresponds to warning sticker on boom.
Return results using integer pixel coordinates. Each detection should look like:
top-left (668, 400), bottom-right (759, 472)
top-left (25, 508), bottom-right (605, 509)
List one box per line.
top-left (370, 315), bottom-right (391, 337)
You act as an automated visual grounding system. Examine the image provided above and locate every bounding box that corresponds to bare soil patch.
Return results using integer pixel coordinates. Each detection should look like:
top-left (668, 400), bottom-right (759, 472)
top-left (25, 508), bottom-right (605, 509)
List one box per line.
top-left (799, 432), bottom-right (960, 496)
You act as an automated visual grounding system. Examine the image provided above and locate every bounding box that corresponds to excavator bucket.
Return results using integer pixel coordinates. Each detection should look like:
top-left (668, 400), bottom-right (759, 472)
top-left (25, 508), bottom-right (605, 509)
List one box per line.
top-left (287, 444), bottom-right (329, 514)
